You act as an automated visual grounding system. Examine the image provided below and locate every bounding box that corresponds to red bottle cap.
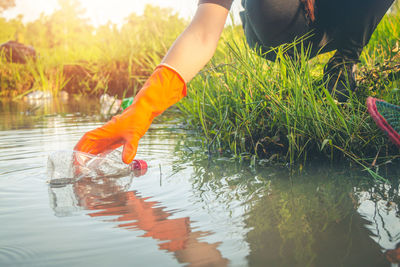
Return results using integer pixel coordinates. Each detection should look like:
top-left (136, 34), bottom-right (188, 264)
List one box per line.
top-left (130, 160), bottom-right (148, 177)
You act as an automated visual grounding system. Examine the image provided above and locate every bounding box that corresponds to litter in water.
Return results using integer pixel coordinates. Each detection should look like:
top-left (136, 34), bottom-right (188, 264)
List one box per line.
top-left (47, 150), bottom-right (147, 186)
top-left (47, 150), bottom-right (147, 216)
top-left (100, 93), bottom-right (122, 116)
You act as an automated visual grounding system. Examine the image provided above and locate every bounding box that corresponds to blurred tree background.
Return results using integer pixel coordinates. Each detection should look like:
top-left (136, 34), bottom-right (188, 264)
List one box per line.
top-left (0, 0), bottom-right (188, 97)
top-left (0, 0), bottom-right (15, 12)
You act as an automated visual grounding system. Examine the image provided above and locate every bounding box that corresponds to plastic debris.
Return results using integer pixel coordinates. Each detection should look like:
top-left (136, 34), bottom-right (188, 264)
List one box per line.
top-left (100, 93), bottom-right (122, 116)
top-left (47, 150), bottom-right (148, 185)
top-left (121, 96), bottom-right (134, 110)
top-left (47, 150), bottom-right (147, 217)
top-left (25, 90), bottom-right (52, 100)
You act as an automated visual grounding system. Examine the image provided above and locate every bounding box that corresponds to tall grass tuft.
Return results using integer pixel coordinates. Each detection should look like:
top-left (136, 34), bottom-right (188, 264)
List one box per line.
top-left (178, 18), bottom-right (400, 167)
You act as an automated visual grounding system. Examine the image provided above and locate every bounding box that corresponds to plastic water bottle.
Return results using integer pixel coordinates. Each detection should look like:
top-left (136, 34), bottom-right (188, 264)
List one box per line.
top-left (47, 150), bottom-right (147, 185)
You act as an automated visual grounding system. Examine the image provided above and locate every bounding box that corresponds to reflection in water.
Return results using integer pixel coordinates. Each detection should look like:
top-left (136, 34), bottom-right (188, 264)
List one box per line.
top-left (244, 176), bottom-right (389, 266)
top-left (180, 156), bottom-right (400, 267)
top-left (48, 174), bottom-right (228, 267)
top-left (385, 242), bottom-right (400, 264)
top-left (0, 98), bottom-right (102, 131)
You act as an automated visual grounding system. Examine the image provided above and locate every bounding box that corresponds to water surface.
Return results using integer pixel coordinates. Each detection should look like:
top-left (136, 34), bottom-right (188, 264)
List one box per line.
top-left (0, 98), bottom-right (399, 267)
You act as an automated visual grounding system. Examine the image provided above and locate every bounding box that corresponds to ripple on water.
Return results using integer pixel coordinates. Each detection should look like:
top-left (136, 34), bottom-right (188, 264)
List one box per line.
top-left (0, 245), bottom-right (38, 264)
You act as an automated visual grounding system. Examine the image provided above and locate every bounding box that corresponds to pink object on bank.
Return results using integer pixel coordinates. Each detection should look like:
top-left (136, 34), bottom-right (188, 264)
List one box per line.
top-left (366, 97), bottom-right (400, 148)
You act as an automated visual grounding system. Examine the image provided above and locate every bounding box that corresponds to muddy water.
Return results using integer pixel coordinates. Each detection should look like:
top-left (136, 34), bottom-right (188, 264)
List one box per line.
top-left (0, 98), bottom-right (399, 267)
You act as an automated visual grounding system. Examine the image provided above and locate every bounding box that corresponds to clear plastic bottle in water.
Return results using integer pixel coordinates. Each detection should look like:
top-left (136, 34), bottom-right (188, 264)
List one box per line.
top-left (47, 150), bottom-right (147, 217)
top-left (47, 150), bottom-right (147, 186)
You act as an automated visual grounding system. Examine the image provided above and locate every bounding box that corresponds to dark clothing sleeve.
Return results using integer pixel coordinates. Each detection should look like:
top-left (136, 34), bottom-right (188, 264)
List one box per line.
top-left (198, 0), bottom-right (233, 10)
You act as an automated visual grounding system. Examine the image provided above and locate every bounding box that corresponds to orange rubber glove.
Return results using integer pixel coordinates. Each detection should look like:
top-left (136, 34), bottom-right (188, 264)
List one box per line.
top-left (74, 64), bottom-right (187, 164)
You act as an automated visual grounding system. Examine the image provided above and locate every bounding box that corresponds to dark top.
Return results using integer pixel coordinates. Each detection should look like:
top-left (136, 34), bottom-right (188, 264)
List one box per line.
top-left (198, 0), bottom-right (233, 10)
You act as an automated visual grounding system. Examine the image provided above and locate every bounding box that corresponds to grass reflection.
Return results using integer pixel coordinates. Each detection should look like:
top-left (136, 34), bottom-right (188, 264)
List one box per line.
top-left (172, 151), bottom-right (399, 266)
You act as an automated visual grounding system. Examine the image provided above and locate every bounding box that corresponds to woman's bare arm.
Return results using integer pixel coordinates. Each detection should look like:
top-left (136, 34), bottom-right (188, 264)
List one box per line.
top-left (161, 3), bottom-right (229, 82)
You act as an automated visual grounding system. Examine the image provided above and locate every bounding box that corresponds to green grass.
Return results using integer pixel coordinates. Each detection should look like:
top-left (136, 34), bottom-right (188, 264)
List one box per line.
top-left (177, 10), bottom-right (400, 168)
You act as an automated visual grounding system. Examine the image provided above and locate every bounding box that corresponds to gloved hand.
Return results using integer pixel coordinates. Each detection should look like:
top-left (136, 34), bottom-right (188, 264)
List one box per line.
top-left (74, 64), bottom-right (187, 164)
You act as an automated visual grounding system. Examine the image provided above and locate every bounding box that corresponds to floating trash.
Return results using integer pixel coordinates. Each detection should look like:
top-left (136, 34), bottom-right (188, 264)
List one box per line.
top-left (121, 96), bottom-right (134, 110)
top-left (47, 150), bottom-right (148, 186)
top-left (26, 90), bottom-right (53, 100)
top-left (100, 93), bottom-right (121, 116)
top-left (47, 150), bottom-right (148, 217)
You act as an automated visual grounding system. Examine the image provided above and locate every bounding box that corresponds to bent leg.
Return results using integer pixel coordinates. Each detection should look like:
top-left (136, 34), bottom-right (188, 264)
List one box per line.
top-left (319, 0), bottom-right (395, 61)
top-left (320, 0), bottom-right (395, 102)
